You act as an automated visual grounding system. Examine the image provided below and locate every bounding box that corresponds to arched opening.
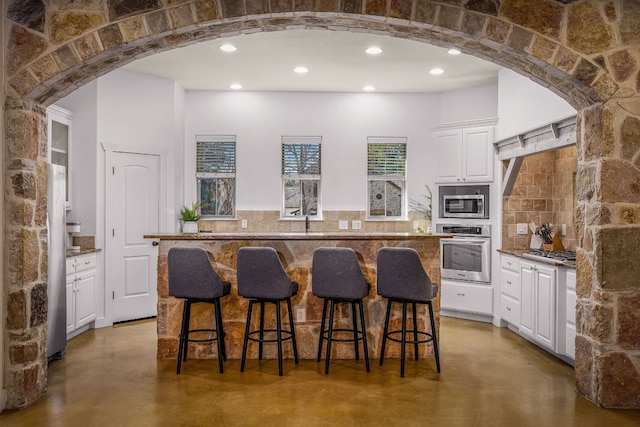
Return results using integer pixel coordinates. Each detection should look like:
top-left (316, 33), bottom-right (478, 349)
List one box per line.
top-left (4, 4), bottom-right (640, 411)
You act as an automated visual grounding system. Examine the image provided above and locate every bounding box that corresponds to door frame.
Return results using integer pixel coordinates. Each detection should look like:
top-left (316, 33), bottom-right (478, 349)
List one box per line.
top-left (102, 142), bottom-right (170, 327)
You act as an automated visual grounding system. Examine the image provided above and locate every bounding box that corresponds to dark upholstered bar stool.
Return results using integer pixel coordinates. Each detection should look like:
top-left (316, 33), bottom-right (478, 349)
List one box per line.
top-left (167, 247), bottom-right (231, 374)
top-left (377, 247), bottom-right (440, 377)
top-left (312, 247), bottom-right (370, 374)
top-left (237, 247), bottom-right (299, 376)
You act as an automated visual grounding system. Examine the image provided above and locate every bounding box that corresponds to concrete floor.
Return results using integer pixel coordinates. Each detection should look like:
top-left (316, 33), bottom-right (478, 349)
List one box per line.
top-left (2, 317), bottom-right (640, 426)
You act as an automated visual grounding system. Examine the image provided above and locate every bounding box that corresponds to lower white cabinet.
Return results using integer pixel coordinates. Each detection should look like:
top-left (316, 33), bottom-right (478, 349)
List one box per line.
top-left (519, 261), bottom-right (557, 351)
top-left (565, 270), bottom-right (577, 360)
top-left (441, 279), bottom-right (493, 316)
top-left (66, 252), bottom-right (97, 338)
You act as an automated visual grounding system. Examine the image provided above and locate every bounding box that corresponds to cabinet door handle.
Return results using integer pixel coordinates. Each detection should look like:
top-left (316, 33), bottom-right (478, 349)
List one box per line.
top-left (457, 292), bottom-right (466, 297)
top-left (506, 306), bottom-right (511, 311)
top-left (507, 280), bottom-right (512, 285)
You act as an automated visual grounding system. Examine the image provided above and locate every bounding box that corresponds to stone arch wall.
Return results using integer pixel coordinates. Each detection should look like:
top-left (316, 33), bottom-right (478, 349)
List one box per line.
top-left (3, 0), bottom-right (640, 409)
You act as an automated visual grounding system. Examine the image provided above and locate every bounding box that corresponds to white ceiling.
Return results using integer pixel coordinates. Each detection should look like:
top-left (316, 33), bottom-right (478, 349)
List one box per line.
top-left (122, 29), bottom-right (502, 93)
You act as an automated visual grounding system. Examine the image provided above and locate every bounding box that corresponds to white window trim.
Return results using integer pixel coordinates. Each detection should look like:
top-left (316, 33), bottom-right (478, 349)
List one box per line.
top-left (366, 136), bottom-right (408, 220)
top-left (281, 136), bottom-right (322, 220)
top-left (196, 135), bottom-right (237, 219)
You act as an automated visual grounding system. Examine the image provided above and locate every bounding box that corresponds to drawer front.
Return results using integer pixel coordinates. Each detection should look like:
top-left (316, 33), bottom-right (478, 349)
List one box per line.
top-left (66, 258), bottom-right (76, 273)
top-left (441, 280), bottom-right (493, 315)
top-left (75, 253), bottom-right (97, 273)
top-left (500, 295), bottom-right (520, 325)
top-left (501, 255), bottom-right (519, 272)
top-left (500, 269), bottom-right (520, 300)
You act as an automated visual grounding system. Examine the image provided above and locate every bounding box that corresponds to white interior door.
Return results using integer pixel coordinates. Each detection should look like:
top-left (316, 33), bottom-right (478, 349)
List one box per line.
top-left (111, 152), bottom-right (160, 322)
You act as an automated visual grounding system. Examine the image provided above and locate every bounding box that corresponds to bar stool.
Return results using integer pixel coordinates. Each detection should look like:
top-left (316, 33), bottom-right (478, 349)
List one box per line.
top-left (167, 247), bottom-right (231, 374)
top-left (312, 247), bottom-right (370, 374)
top-left (237, 247), bottom-right (299, 376)
top-left (376, 247), bottom-right (440, 377)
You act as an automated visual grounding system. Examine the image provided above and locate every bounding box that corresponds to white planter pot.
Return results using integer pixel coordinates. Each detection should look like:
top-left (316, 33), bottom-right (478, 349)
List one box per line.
top-left (182, 221), bottom-right (198, 234)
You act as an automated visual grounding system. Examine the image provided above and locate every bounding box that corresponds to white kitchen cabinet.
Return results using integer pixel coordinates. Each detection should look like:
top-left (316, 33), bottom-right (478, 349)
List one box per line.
top-left (434, 125), bottom-right (495, 183)
top-left (441, 279), bottom-right (493, 317)
top-left (565, 269), bottom-right (577, 360)
top-left (519, 261), bottom-right (557, 352)
top-left (499, 254), bottom-right (521, 326)
top-left (66, 252), bottom-right (97, 339)
top-left (47, 105), bottom-right (74, 210)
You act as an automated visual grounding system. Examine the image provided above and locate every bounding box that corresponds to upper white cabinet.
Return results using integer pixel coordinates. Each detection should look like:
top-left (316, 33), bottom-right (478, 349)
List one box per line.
top-left (47, 105), bottom-right (74, 210)
top-left (432, 119), bottom-right (497, 184)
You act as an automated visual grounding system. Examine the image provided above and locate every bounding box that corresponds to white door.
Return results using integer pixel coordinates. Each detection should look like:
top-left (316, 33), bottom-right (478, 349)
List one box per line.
top-left (111, 152), bottom-right (160, 322)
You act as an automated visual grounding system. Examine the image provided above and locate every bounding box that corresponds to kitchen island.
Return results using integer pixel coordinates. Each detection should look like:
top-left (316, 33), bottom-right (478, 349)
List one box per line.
top-left (144, 232), bottom-right (450, 361)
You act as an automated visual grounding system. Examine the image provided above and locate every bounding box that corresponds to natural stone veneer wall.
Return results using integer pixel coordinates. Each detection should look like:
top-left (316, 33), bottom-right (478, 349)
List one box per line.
top-left (3, 0), bottom-right (640, 410)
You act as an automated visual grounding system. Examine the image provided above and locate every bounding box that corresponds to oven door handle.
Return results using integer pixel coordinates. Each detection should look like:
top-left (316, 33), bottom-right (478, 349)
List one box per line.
top-left (448, 239), bottom-right (487, 244)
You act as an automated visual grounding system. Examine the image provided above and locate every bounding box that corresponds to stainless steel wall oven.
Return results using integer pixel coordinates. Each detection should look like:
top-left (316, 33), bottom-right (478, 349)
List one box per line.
top-left (437, 224), bottom-right (491, 283)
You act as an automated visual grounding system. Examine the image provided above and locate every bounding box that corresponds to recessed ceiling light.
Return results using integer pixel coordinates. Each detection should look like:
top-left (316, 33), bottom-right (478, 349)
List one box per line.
top-left (365, 46), bottom-right (382, 55)
top-left (220, 44), bottom-right (237, 52)
top-left (230, 83), bottom-right (242, 90)
top-left (294, 66), bottom-right (308, 74)
top-left (448, 48), bottom-right (461, 55)
top-left (363, 85), bottom-right (376, 91)
top-left (430, 68), bottom-right (444, 75)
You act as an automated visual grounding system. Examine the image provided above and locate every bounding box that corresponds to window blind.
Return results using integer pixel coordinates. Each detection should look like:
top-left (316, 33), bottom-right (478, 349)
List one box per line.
top-left (282, 140), bottom-right (321, 175)
top-left (367, 140), bottom-right (407, 176)
top-left (196, 139), bottom-right (236, 174)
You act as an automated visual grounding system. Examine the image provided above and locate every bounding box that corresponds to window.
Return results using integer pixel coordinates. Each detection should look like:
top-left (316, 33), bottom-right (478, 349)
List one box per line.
top-left (196, 135), bottom-right (236, 218)
top-left (282, 137), bottom-right (321, 218)
top-left (367, 137), bottom-right (407, 218)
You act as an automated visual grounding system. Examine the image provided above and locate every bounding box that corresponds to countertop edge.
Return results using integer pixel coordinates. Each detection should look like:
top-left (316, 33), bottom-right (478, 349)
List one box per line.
top-left (497, 249), bottom-right (576, 269)
top-left (66, 248), bottom-right (102, 258)
top-left (144, 232), bottom-right (453, 241)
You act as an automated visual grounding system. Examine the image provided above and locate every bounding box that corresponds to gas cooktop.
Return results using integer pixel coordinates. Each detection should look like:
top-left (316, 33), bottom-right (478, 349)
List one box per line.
top-left (521, 249), bottom-right (576, 265)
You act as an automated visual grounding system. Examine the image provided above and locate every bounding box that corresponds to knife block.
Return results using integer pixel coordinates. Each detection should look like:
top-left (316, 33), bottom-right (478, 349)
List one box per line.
top-left (543, 233), bottom-right (565, 251)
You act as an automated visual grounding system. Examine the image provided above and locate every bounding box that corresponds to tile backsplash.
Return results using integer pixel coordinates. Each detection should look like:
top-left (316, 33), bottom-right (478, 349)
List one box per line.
top-left (198, 210), bottom-right (431, 234)
top-left (502, 145), bottom-right (577, 251)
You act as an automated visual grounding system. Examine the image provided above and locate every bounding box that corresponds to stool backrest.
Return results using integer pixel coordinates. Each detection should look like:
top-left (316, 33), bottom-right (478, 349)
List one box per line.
top-left (376, 247), bottom-right (438, 302)
top-left (237, 247), bottom-right (295, 300)
top-left (168, 247), bottom-right (227, 299)
top-left (312, 247), bottom-right (369, 300)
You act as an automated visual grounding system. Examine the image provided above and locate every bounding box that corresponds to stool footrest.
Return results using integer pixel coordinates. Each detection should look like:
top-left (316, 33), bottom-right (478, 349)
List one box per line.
top-left (384, 329), bottom-right (434, 346)
top-left (321, 328), bottom-right (366, 343)
top-left (246, 328), bottom-right (295, 344)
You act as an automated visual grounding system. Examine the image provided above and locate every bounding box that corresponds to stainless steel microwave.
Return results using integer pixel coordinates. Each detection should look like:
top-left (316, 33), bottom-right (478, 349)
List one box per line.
top-left (439, 185), bottom-right (490, 219)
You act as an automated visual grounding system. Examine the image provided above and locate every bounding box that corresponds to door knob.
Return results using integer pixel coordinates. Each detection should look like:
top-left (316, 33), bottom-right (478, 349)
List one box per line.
top-left (152, 241), bottom-right (159, 246)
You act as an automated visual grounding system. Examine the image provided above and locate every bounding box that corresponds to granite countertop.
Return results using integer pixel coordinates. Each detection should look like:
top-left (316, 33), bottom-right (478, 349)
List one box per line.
top-left (144, 232), bottom-right (453, 241)
top-left (66, 248), bottom-right (102, 258)
top-left (497, 249), bottom-right (576, 269)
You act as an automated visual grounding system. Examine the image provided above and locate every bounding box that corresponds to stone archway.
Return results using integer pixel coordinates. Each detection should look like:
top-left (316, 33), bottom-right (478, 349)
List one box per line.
top-left (3, 0), bottom-right (640, 409)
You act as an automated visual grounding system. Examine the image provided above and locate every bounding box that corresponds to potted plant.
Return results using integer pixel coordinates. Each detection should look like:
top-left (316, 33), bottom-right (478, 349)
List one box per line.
top-left (180, 202), bottom-right (201, 234)
top-left (409, 185), bottom-right (433, 233)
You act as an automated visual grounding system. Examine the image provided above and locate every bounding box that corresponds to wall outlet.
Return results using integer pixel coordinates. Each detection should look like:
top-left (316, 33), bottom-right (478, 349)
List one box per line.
top-left (352, 220), bottom-right (362, 230)
top-left (561, 223), bottom-right (567, 236)
top-left (413, 220), bottom-right (419, 230)
top-left (516, 223), bottom-right (528, 235)
top-left (241, 219), bottom-right (248, 229)
top-left (296, 308), bottom-right (306, 323)
top-left (339, 220), bottom-right (348, 230)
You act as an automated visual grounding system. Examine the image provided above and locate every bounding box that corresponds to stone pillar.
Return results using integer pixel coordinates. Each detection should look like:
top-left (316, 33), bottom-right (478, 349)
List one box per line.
top-left (575, 98), bottom-right (640, 408)
top-left (4, 97), bottom-right (49, 408)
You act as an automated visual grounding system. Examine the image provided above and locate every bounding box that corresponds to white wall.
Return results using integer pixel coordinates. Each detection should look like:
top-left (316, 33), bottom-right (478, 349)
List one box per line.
top-left (184, 91), bottom-right (442, 213)
top-left (440, 83), bottom-right (498, 124)
top-left (496, 69), bottom-right (576, 140)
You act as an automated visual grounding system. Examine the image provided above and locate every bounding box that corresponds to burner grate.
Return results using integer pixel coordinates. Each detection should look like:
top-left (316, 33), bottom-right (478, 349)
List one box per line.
top-left (524, 249), bottom-right (576, 263)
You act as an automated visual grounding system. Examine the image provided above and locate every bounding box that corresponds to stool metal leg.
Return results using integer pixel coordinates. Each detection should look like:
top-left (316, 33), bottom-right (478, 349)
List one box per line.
top-left (401, 301), bottom-right (408, 378)
top-left (286, 298), bottom-right (299, 364)
top-left (358, 300), bottom-right (370, 372)
top-left (379, 299), bottom-right (392, 366)
top-left (351, 301), bottom-right (360, 360)
top-left (276, 300), bottom-right (284, 376)
top-left (214, 299), bottom-right (224, 374)
top-left (317, 299), bottom-right (328, 362)
top-left (324, 300), bottom-right (336, 375)
top-left (412, 302), bottom-right (419, 361)
top-left (176, 300), bottom-right (190, 374)
top-left (240, 300), bottom-right (255, 372)
top-left (258, 301), bottom-right (265, 361)
top-left (428, 300), bottom-right (441, 373)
